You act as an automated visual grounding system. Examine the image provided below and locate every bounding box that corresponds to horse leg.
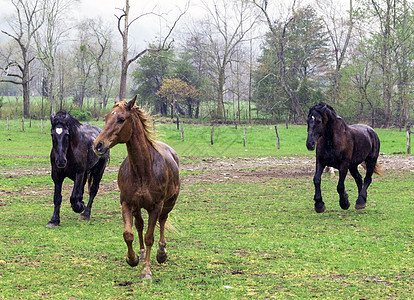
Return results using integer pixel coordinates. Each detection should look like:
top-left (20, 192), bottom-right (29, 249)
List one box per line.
top-left (355, 160), bottom-right (375, 210)
top-left (337, 167), bottom-right (350, 210)
top-left (122, 201), bottom-right (139, 267)
top-left (134, 210), bottom-right (145, 263)
top-left (46, 178), bottom-right (63, 228)
top-left (80, 159), bottom-right (107, 220)
top-left (70, 172), bottom-right (86, 213)
top-left (313, 161), bottom-right (326, 213)
top-left (349, 164), bottom-right (363, 196)
top-left (141, 207), bottom-right (162, 279)
top-left (156, 213), bottom-right (168, 264)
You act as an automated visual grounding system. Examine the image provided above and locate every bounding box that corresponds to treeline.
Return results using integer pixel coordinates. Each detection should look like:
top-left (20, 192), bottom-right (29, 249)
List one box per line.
top-left (0, 0), bottom-right (413, 127)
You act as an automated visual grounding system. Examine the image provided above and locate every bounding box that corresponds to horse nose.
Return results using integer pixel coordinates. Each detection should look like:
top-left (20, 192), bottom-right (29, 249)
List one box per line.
top-left (306, 140), bottom-right (315, 151)
top-left (96, 141), bottom-right (103, 151)
top-left (56, 158), bottom-right (67, 168)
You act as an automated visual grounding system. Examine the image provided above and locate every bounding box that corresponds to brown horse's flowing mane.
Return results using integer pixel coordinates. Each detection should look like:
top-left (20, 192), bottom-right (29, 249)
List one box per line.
top-left (114, 101), bottom-right (159, 150)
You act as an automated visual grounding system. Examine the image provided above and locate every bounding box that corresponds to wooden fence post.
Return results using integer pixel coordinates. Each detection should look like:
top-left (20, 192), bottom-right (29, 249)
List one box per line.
top-left (180, 121), bottom-right (184, 141)
top-left (275, 125), bottom-right (280, 149)
top-left (211, 124), bottom-right (214, 145)
top-left (243, 125), bottom-right (246, 147)
top-left (41, 119), bottom-right (44, 134)
top-left (407, 124), bottom-right (411, 154)
top-left (22, 117), bottom-right (24, 131)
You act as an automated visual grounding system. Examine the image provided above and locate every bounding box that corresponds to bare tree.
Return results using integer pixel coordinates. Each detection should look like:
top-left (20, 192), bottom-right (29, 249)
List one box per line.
top-left (0, 0), bottom-right (45, 117)
top-left (85, 18), bottom-right (118, 117)
top-left (116, 0), bottom-right (187, 100)
top-left (189, 0), bottom-right (259, 121)
top-left (35, 0), bottom-right (74, 115)
top-left (317, 0), bottom-right (354, 104)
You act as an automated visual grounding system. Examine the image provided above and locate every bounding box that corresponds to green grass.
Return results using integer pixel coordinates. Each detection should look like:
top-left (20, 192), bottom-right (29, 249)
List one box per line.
top-left (0, 118), bottom-right (413, 299)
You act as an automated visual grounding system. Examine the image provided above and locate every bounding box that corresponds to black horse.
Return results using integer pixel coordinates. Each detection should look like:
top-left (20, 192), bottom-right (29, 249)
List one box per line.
top-left (47, 111), bottom-right (109, 228)
top-left (306, 103), bottom-right (383, 213)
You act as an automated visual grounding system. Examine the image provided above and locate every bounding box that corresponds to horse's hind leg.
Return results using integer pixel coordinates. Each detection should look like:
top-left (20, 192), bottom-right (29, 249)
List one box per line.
top-left (349, 165), bottom-right (363, 195)
top-left (122, 201), bottom-right (139, 267)
top-left (157, 213), bottom-right (168, 264)
top-left (355, 160), bottom-right (376, 210)
top-left (80, 159), bottom-right (107, 220)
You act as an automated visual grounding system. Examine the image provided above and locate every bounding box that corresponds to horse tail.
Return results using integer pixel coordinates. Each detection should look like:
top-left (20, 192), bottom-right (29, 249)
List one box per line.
top-left (361, 162), bottom-right (385, 176)
top-left (87, 173), bottom-right (93, 192)
top-left (373, 163), bottom-right (385, 176)
top-left (157, 220), bottom-right (179, 234)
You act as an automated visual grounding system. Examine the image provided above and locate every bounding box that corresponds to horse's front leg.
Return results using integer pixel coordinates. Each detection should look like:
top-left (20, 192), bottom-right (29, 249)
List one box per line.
top-left (122, 201), bottom-right (139, 267)
top-left (134, 210), bottom-right (146, 263)
top-left (141, 206), bottom-right (162, 279)
top-left (337, 166), bottom-right (350, 210)
top-left (313, 161), bottom-right (326, 213)
top-left (70, 172), bottom-right (86, 213)
top-left (46, 178), bottom-right (63, 228)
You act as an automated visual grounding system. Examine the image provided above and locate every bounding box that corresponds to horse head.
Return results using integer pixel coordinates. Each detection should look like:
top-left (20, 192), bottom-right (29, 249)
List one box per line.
top-left (94, 95), bottom-right (137, 156)
top-left (50, 111), bottom-right (80, 168)
top-left (306, 102), bottom-right (337, 151)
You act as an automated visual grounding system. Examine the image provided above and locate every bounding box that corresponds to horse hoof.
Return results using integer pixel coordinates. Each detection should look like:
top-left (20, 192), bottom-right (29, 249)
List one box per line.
top-left (156, 250), bottom-right (168, 264)
top-left (79, 214), bottom-right (90, 221)
top-left (315, 203), bottom-right (326, 213)
top-left (71, 202), bottom-right (85, 214)
top-left (141, 273), bottom-right (152, 280)
top-left (340, 201), bottom-right (350, 210)
top-left (355, 202), bottom-right (366, 210)
top-left (46, 222), bottom-right (59, 228)
top-left (126, 254), bottom-right (139, 267)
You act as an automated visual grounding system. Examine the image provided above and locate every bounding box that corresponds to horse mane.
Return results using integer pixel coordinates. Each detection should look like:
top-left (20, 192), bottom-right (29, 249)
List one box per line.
top-left (51, 110), bottom-right (81, 134)
top-left (114, 101), bottom-right (158, 149)
top-left (310, 102), bottom-right (345, 124)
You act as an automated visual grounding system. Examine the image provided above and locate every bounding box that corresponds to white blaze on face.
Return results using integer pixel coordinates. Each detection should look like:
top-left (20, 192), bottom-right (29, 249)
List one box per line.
top-left (312, 116), bottom-right (315, 121)
top-left (56, 127), bottom-right (63, 135)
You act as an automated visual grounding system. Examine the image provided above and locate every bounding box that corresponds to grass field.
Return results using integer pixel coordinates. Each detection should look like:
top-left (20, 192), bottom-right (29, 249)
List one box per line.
top-left (0, 118), bottom-right (413, 299)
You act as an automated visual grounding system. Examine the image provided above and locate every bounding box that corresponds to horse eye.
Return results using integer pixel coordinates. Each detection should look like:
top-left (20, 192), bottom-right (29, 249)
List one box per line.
top-left (117, 118), bottom-right (125, 124)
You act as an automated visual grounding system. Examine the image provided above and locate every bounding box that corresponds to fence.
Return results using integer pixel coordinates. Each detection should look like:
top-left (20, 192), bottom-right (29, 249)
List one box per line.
top-left (407, 124), bottom-right (413, 154)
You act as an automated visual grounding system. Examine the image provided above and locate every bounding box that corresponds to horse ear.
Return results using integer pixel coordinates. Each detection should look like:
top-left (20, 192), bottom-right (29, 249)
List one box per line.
top-left (115, 95), bottom-right (120, 104)
top-left (50, 114), bottom-right (55, 123)
top-left (126, 95), bottom-right (137, 111)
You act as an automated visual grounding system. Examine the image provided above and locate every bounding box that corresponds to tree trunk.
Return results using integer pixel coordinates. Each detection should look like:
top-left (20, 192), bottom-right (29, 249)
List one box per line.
top-left (119, 0), bottom-right (130, 100)
top-left (216, 67), bottom-right (225, 120)
top-left (22, 60), bottom-right (30, 118)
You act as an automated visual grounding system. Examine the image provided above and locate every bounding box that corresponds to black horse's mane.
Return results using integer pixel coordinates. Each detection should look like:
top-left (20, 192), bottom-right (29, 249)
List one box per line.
top-left (309, 102), bottom-right (336, 117)
top-left (51, 110), bottom-right (81, 133)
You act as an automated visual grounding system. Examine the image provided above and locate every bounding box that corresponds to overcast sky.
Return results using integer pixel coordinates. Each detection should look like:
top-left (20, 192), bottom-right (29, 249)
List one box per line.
top-left (0, 0), bottom-right (351, 49)
top-left (0, 0), bottom-right (202, 48)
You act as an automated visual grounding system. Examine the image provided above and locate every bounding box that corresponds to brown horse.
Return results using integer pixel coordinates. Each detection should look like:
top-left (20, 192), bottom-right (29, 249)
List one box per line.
top-left (93, 96), bottom-right (180, 279)
top-left (306, 102), bottom-right (383, 213)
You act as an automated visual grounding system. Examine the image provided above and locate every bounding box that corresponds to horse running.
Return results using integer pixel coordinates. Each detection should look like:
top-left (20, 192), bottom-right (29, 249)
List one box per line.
top-left (306, 102), bottom-right (383, 213)
top-left (47, 111), bottom-right (109, 228)
top-left (93, 96), bottom-right (180, 279)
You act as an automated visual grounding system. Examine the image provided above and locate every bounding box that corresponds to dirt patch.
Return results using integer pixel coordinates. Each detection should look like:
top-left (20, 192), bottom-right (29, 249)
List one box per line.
top-left (180, 154), bottom-right (413, 185)
top-left (0, 155), bottom-right (412, 189)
